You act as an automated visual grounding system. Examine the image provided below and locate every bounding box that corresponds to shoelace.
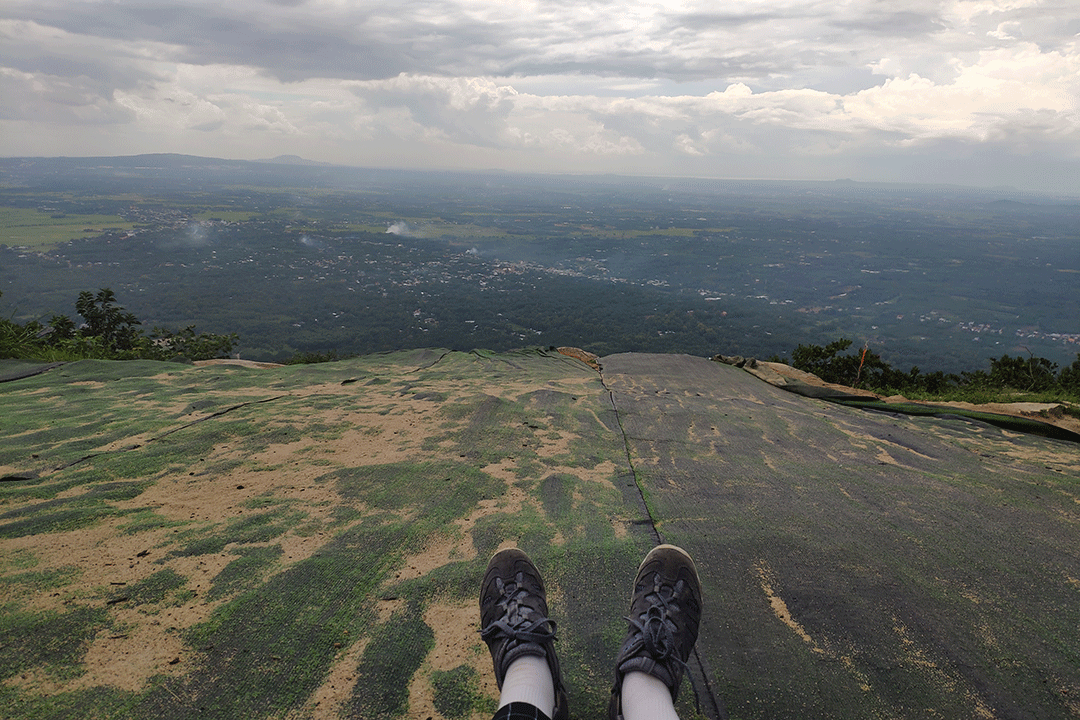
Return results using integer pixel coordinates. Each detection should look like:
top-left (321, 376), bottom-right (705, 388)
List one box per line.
top-left (480, 574), bottom-right (559, 646)
top-left (622, 576), bottom-right (703, 716)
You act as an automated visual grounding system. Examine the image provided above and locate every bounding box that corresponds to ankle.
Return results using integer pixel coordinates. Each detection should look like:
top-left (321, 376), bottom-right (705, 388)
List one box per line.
top-left (498, 655), bottom-right (555, 718)
top-left (621, 671), bottom-right (679, 720)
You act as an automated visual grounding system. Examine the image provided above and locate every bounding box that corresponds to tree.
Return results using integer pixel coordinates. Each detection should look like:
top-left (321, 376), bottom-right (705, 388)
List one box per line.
top-left (1059, 354), bottom-right (1080, 394)
top-left (145, 325), bottom-right (239, 361)
top-left (2, 288), bottom-right (240, 361)
top-left (75, 288), bottom-right (142, 353)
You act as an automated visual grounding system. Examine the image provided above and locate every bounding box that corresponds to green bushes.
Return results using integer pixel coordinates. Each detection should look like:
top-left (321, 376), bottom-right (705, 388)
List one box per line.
top-left (1, 288), bottom-right (238, 362)
top-left (785, 338), bottom-right (1080, 403)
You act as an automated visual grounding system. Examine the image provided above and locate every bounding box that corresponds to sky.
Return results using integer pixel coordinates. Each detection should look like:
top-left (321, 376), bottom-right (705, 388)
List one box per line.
top-left (2, 0), bottom-right (1078, 193)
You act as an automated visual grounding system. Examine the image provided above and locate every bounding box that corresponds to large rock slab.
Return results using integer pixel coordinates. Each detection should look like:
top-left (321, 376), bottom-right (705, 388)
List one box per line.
top-left (1, 350), bottom-right (1076, 719)
top-left (601, 352), bottom-right (1079, 720)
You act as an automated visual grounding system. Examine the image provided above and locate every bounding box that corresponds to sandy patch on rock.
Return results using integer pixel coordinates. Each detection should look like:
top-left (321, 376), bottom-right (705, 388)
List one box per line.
top-left (0, 432), bottom-right (356, 697)
top-left (391, 531), bottom-right (475, 585)
top-left (755, 560), bottom-right (824, 655)
top-left (0, 512), bottom-right (232, 696)
top-left (71, 611), bottom-right (190, 692)
top-left (742, 361), bottom-right (1080, 438)
top-left (406, 600), bottom-right (497, 720)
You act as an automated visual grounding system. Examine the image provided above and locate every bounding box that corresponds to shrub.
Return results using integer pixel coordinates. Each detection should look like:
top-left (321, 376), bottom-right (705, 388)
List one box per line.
top-left (0, 289), bottom-right (238, 362)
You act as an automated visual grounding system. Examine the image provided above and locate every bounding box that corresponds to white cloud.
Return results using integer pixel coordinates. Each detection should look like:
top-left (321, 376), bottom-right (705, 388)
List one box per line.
top-left (0, 0), bottom-right (1077, 190)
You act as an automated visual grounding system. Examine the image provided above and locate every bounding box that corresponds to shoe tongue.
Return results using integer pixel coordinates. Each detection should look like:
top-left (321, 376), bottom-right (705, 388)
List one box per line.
top-left (507, 588), bottom-right (532, 624)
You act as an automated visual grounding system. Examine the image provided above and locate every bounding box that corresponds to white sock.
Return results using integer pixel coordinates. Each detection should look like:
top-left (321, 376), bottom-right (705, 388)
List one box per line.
top-left (621, 670), bottom-right (680, 720)
top-left (498, 654), bottom-right (555, 718)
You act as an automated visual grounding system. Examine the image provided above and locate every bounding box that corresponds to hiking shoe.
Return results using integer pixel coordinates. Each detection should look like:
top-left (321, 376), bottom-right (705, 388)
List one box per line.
top-left (609, 544), bottom-right (703, 720)
top-left (479, 548), bottom-right (568, 720)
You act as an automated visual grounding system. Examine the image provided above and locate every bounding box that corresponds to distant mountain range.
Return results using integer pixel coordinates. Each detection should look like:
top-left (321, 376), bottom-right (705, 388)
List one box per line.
top-left (255, 155), bottom-right (336, 167)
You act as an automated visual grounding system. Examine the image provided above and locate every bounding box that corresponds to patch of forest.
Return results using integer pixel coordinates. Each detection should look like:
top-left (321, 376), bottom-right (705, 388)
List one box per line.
top-left (1, 156), bottom-right (1077, 371)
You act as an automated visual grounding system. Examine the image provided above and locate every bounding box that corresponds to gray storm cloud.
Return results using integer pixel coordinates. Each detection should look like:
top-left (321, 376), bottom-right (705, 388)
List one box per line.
top-left (1, 0), bottom-right (1077, 192)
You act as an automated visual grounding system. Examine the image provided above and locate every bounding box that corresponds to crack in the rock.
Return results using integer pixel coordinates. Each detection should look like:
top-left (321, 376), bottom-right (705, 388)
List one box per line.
top-left (598, 364), bottom-right (727, 720)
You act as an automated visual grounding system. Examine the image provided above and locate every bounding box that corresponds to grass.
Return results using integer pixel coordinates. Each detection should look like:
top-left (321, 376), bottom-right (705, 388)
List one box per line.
top-left (110, 568), bottom-right (189, 607)
top-left (169, 509), bottom-right (301, 557)
top-left (0, 566), bottom-right (82, 592)
top-left (895, 386), bottom-right (1079, 412)
top-left (0, 498), bottom-right (137, 539)
top-left (328, 461), bottom-right (501, 525)
top-left (431, 665), bottom-right (493, 719)
top-left (0, 476), bottom-right (90, 503)
top-left (118, 509), bottom-right (186, 535)
top-left (139, 522), bottom-right (407, 718)
top-left (0, 603), bottom-right (110, 682)
top-left (0, 684), bottom-right (140, 720)
top-left (0, 207), bottom-right (136, 250)
top-left (346, 605), bottom-right (435, 719)
top-left (207, 545), bottom-right (283, 601)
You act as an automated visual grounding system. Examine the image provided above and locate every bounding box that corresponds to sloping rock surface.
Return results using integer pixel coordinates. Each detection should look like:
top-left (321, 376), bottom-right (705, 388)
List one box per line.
top-left (1, 350), bottom-right (1077, 720)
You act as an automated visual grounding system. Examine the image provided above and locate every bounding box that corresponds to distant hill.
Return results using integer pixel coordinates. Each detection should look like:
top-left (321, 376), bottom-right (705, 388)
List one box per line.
top-left (256, 155), bottom-right (336, 167)
top-left (0, 153), bottom-right (337, 172)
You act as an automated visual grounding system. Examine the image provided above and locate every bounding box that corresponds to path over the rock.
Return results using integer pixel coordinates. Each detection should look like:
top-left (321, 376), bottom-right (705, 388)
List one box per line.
top-left (0, 350), bottom-right (1076, 719)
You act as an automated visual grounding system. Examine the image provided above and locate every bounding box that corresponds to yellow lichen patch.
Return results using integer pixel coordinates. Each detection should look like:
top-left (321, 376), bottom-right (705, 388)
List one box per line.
top-left (890, 615), bottom-right (1000, 718)
top-left (754, 560), bottom-right (824, 654)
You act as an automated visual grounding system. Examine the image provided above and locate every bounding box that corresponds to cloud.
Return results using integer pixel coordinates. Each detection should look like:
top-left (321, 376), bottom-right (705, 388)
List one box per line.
top-left (355, 75), bottom-right (517, 147)
top-left (0, 0), bottom-right (1031, 86)
top-left (0, 0), bottom-right (1076, 191)
top-left (0, 18), bottom-right (165, 124)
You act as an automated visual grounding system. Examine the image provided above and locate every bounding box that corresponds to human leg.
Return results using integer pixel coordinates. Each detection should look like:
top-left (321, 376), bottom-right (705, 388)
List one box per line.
top-left (480, 548), bottom-right (568, 720)
top-left (621, 671), bottom-right (680, 720)
top-left (609, 544), bottom-right (703, 720)
top-left (500, 655), bottom-right (555, 714)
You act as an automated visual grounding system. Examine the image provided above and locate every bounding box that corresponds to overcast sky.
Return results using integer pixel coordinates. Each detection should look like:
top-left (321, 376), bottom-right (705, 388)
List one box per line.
top-left (2, 0), bottom-right (1078, 192)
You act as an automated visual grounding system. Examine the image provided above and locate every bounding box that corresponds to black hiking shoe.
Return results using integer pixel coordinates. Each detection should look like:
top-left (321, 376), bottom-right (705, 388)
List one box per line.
top-left (609, 544), bottom-right (703, 720)
top-left (479, 548), bottom-right (569, 720)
